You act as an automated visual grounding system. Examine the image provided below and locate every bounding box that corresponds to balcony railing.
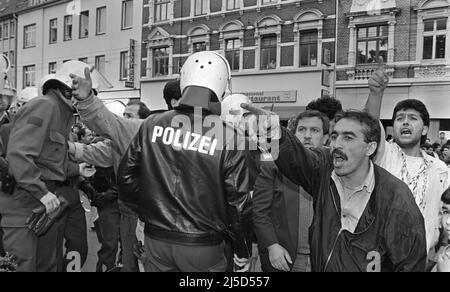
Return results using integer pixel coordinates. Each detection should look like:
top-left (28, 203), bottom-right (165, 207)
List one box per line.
top-left (346, 65), bottom-right (394, 81)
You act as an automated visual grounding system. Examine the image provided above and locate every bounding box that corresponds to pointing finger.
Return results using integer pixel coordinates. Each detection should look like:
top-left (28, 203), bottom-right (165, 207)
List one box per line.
top-left (84, 67), bottom-right (92, 82)
top-left (377, 56), bottom-right (385, 71)
top-left (241, 103), bottom-right (269, 115)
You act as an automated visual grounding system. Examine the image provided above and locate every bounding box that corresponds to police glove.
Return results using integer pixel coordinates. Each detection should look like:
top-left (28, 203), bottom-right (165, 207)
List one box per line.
top-left (26, 197), bottom-right (69, 237)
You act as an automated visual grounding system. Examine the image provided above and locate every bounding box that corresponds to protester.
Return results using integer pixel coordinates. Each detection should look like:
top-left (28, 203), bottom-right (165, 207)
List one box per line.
top-left (365, 60), bottom-right (450, 254)
top-left (241, 103), bottom-right (427, 272)
top-left (117, 51), bottom-right (253, 272)
top-left (429, 188), bottom-right (450, 272)
top-left (253, 110), bottom-right (329, 272)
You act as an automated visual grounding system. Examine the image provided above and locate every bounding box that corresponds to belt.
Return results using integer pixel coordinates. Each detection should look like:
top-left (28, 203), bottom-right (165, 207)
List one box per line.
top-left (144, 224), bottom-right (224, 246)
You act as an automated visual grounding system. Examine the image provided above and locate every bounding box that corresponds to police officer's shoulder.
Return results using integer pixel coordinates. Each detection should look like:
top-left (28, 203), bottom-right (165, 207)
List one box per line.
top-left (22, 95), bottom-right (58, 112)
top-left (148, 109), bottom-right (167, 116)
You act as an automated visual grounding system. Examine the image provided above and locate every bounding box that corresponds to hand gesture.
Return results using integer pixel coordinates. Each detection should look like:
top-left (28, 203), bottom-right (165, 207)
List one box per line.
top-left (368, 57), bottom-right (389, 95)
top-left (71, 67), bottom-right (94, 101)
top-left (240, 103), bottom-right (280, 140)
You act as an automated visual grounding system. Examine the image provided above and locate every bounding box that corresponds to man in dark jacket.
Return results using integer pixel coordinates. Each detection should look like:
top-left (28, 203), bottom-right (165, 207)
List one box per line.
top-left (253, 110), bottom-right (329, 272)
top-left (117, 51), bottom-right (253, 272)
top-left (243, 105), bottom-right (427, 272)
top-left (0, 64), bottom-right (78, 272)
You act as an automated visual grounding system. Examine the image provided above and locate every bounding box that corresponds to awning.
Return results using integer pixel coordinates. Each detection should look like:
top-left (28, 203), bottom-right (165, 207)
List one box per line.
top-left (97, 89), bottom-right (140, 101)
top-left (261, 105), bottom-right (306, 120)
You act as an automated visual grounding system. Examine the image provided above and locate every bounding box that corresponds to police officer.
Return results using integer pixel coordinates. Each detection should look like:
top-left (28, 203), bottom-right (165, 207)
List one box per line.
top-left (0, 61), bottom-right (79, 272)
top-left (115, 51), bottom-right (253, 272)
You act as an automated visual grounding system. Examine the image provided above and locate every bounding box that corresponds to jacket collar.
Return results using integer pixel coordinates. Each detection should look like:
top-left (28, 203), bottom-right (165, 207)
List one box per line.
top-left (329, 164), bottom-right (380, 234)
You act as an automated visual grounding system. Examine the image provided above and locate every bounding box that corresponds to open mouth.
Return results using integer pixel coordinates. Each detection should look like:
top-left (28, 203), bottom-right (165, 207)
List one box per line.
top-left (400, 128), bottom-right (412, 136)
top-left (332, 151), bottom-right (347, 167)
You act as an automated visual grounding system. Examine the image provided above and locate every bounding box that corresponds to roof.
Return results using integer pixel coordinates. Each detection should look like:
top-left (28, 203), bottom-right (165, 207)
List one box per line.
top-left (0, 0), bottom-right (23, 19)
top-left (15, 0), bottom-right (71, 15)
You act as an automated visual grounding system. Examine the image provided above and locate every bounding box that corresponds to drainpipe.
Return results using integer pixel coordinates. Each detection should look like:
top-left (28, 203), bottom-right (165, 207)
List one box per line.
top-left (333, 0), bottom-right (339, 99)
top-left (13, 13), bottom-right (18, 90)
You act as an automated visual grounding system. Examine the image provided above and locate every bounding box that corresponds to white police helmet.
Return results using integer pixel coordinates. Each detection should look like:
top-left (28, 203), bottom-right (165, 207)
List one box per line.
top-left (180, 51), bottom-right (231, 102)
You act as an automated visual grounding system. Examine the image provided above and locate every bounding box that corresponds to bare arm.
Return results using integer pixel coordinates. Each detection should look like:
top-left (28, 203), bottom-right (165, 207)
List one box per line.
top-left (364, 57), bottom-right (389, 119)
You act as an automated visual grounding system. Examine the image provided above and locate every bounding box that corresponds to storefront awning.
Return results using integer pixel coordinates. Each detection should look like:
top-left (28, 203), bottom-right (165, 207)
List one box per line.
top-left (97, 89), bottom-right (140, 101)
top-left (261, 105), bottom-right (306, 120)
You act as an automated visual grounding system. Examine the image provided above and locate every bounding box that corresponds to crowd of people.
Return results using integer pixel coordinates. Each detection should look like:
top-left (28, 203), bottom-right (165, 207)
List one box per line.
top-left (0, 51), bottom-right (449, 272)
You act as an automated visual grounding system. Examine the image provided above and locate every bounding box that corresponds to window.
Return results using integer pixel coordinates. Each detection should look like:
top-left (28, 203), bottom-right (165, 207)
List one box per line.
top-left (49, 62), bottom-right (57, 74)
top-left (3, 22), bottom-right (9, 39)
top-left (95, 55), bottom-right (106, 75)
top-left (423, 18), bottom-right (447, 60)
top-left (357, 25), bottom-right (388, 64)
top-left (9, 51), bottom-right (14, 66)
top-left (153, 47), bottom-right (169, 77)
top-left (300, 30), bottom-right (318, 66)
top-left (49, 18), bottom-right (57, 44)
top-left (64, 15), bottom-right (73, 41)
top-left (261, 34), bottom-right (277, 69)
top-left (261, 0), bottom-right (277, 4)
top-left (193, 42), bottom-right (206, 52)
top-left (122, 0), bottom-right (133, 29)
top-left (10, 21), bottom-right (15, 38)
top-left (79, 57), bottom-right (88, 63)
top-left (24, 24), bottom-right (36, 48)
top-left (23, 65), bottom-right (36, 88)
top-left (227, 0), bottom-right (240, 10)
top-left (225, 39), bottom-right (240, 71)
top-left (79, 10), bottom-right (89, 38)
top-left (155, 0), bottom-right (169, 22)
top-left (194, 0), bottom-right (208, 16)
top-left (96, 7), bottom-right (106, 35)
top-left (120, 51), bottom-right (129, 80)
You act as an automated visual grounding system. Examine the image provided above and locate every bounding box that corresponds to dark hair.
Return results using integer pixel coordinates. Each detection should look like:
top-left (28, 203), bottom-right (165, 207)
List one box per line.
top-left (441, 144), bottom-right (450, 153)
top-left (126, 100), bottom-right (152, 119)
top-left (306, 97), bottom-right (343, 121)
top-left (291, 110), bottom-right (330, 135)
top-left (163, 80), bottom-right (182, 110)
top-left (442, 187), bottom-right (450, 205)
top-left (335, 110), bottom-right (381, 159)
top-left (421, 142), bottom-right (432, 149)
top-left (432, 142), bottom-right (441, 151)
top-left (392, 99), bottom-right (430, 144)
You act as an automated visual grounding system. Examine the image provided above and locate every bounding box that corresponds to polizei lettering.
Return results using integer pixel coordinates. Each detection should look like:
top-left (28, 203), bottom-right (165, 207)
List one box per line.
top-left (152, 126), bottom-right (218, 156)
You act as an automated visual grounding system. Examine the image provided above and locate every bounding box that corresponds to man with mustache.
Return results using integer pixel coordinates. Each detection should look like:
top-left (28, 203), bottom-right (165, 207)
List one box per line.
top-left (242, 104), bottom-right (427, 271)
top-left (365, 61), bottom-right (449, 256)
top-left (253, 110), bottom-right (329, 272)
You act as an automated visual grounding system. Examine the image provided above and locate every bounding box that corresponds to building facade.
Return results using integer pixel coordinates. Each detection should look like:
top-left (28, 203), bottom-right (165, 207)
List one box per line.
top-left (0, 0), bottom-right (21, 93)
top-left (141, 0), bottom-right (336, 119)
top-left (336, 0), bottom-right (450, 141)
top-left (16, 0), bottom-right (142, 102)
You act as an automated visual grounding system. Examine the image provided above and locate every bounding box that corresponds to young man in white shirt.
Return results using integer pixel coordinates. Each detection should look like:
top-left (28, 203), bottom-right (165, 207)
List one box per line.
top-left (366, 62), bottom-right (449, 255)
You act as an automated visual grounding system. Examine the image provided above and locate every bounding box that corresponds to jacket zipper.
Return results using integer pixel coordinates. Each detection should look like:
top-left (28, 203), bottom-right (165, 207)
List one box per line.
top-left (324, 184), bottom-right (377, 271)
top-left (324, 184), bottom-right (342, 271)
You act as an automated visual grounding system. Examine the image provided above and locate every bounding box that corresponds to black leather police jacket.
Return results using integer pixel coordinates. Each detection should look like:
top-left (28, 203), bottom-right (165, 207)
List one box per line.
top-left (118, 108), bottom-right (253, 258)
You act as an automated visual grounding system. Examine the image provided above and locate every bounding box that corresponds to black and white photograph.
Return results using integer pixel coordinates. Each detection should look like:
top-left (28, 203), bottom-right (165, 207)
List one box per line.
top-left (0, 0), bottom-right (449, 275)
